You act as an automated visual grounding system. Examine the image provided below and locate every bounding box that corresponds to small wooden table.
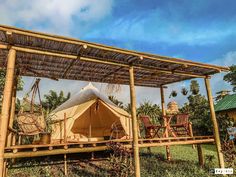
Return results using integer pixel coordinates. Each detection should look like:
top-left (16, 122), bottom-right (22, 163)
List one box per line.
top-left (163, 115), bottom-right (177, 138)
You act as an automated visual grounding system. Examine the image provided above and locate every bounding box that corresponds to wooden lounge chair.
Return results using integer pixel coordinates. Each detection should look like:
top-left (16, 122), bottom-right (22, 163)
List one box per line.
top-left (170, 114), bottom-right (193, 137)
top-left (139, 116), bottom-right (165, 138)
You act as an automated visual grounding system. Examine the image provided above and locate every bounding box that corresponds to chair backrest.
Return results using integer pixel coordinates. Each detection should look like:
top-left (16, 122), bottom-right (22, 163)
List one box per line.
top-left (176, 114), bottom-right (189, 125)
top-left (140, 116), bottom-right (152, 128)
top-left (17, 112), bottom-right (46, 135)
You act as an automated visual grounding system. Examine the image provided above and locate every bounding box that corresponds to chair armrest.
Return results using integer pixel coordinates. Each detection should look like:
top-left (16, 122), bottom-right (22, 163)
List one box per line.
top-left (8, 127), bottom-right (18, 134)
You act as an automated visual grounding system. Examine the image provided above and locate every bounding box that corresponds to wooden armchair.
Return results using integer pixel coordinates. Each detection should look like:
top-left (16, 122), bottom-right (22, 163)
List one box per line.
top-left (170, 114), bottom-right (193, 137)
top-left (139, 116), bottom-right (165, 138)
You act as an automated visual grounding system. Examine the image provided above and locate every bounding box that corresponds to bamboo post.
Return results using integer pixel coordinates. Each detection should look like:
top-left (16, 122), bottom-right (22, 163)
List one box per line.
top-left (12, 134), bottom-right (16, 146)
top-left (63, 113), bottom-right (68, 175)
top-left (18, 135), bottom-right (22, 145)
top-left (160, 86), bottom-right (166, 116)
top-left (2, 161), bottom-right (7, 177)
top-left (0, 48), bottom-right (16, 177)
top-left (60, 121), bottom-right (62, 143)
top-left (160, 86), bottom-right (171, 161)
top-left (64, 154), bottom-right (68, 176)
top-left (197, 144), bottom-right (204, 167)
top-left (64, 113), bottom-right (67, 143)
top-left (7, 75), bottom-right (18, 147)
top-left (204, 78), bottom-right (224, 168)
top-left (89, 124), bottom-right (92, 142)
top-left (129, 66), bottom-right (140, 177)
top-left (88, 107), bottom-right (92, 142)
top-left (129, 117), bottom-right (132, 140)
top-left (189, 123), bottom-right (195, 149)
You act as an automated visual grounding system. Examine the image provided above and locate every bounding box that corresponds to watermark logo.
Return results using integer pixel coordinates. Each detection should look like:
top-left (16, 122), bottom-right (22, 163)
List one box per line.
top-left (209, 168), bottom-right (233, 175)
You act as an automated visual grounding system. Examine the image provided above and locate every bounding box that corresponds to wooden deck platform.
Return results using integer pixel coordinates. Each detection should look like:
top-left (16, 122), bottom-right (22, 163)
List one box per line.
top-left (4, 136), bottom-right (214, 159)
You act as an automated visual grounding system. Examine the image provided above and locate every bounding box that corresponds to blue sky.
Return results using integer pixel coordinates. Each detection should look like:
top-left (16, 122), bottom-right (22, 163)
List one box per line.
top-left (0, 0), bottom-right (235, 106)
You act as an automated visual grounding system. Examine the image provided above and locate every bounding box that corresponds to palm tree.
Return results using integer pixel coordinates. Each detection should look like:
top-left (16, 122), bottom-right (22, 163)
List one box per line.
top-left (124, 103), bottom-right (131, 114)
top-left (42, 90), bottom-right (71, 112)
top-left (0, 69), bottom-right (24, 111)
top-left (108, 95), bottom-right (124, 108)
top-left (137, 101), bottom-right (162, 124)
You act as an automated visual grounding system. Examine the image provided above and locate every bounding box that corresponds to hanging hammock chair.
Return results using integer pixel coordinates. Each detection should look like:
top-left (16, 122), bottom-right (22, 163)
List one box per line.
top-left (17, 78), bottom-right (46, 135)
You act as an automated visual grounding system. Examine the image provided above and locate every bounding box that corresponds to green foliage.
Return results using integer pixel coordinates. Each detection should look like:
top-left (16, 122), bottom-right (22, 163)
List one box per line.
top-left (0, 69), bottom-right (24, 111)
top-left (190, 80), bottom-right (200, 95)
top-left (42, 90), bottom-right (71, 112)
top-left (216, 113), bottom-right (234, 140)
top-left (0, 69), bottom-right (24, 94)
top-left (124, 103), bottom-right (131, 114)
top-left (108, 95), bottom-right (124, 108)
top-left (137, 101), bottom-right (162, 124)
top-left (179, 94), bottom-right (211, 135)
top-left (107, 142), bottom-right (134, 177)
top-left (224, 65), bottom-right (236, 92)
top-left (180, 80), bottom-right (234, 139)
top-left (215, 90), bottom-right (230, 101)
top-left (0, 69), bottom-right (24, 106)
top-left (221, 141), bottom-right (236, 168)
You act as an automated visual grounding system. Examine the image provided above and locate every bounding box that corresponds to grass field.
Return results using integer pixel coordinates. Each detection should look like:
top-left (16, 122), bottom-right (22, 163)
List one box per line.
top-left (7, 144), bottom-right (227, 177)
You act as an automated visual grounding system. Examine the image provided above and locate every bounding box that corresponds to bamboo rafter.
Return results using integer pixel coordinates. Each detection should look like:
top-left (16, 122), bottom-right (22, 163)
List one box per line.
top-left (0, 25), bottom-right (228, 71)
top-left (0, 25), bottom-right (230, 88)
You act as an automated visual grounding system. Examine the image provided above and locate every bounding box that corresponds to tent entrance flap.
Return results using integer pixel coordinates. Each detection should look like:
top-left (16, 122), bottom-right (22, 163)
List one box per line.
top-left (71, 100), bottom-right (125, 137)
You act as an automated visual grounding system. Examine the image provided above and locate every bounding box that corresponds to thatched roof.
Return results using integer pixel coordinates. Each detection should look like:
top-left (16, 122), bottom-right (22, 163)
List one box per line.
top-left (0, 25), bottom-right (229, 87)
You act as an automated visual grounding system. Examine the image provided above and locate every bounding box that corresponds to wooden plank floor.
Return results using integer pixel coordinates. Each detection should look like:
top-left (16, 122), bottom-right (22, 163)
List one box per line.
top-left (4, 136), bottom-right (214, 159)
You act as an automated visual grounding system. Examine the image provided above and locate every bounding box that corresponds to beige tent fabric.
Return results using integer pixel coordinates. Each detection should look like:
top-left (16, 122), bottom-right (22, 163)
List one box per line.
top-left (51, 83), bottom-right (132, 143)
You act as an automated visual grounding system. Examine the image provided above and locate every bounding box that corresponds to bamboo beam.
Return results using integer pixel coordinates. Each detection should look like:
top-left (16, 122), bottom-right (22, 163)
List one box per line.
top-left (3, 138), bottom-right (214, 159)
top-left (4, 135), bottom-right (214, 150)
top-left (24, 67), bottom-right (59, 81)
top-left (0, 48), bottom-right (16, 177)
top-left (5, 146), bottom-right (109, 159)
top-left (0, 44), bottom-right (210, 79)
top-left (129, 66), bottom-right (141, 177)
top-left (0, 25), bottom-right (229, 71)
top-left (138, 138), bottom-right (214, 148)
top-left (61, 57), bottom-right (80, 78)
top-left (204, 78), bottom-right (225, 168)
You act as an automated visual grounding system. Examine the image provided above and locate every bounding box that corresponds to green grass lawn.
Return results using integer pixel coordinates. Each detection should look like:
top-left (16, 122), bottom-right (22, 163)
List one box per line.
top-left (8, 144), bottom-right (229, 177)
top-left (140, 144), bottom-right (219, 177)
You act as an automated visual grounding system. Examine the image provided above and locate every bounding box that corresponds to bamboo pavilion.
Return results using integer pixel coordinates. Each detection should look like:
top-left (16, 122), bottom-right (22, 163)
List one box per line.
top-left (0, 24), bottom-right (229, 177)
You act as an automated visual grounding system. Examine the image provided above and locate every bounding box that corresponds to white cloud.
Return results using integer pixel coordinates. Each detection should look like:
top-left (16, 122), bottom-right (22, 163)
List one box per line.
top-left (0, 0), bottom-right (113, 35)
top-left (209, 51), bottom-right (236, 95)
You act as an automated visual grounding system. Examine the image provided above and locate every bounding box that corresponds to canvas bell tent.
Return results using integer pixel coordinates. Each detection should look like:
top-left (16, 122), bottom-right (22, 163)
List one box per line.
top-left (50, 83), bottom-right (132, 142)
